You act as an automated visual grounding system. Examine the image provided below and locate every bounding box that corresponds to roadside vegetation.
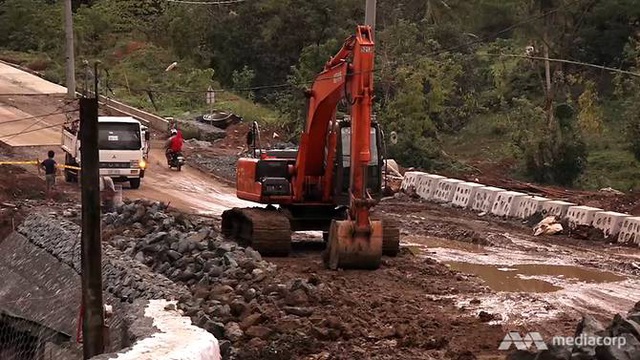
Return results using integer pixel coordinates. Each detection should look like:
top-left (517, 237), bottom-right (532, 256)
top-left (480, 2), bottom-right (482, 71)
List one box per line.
top-left (2, 0), bottom-right (640, 191)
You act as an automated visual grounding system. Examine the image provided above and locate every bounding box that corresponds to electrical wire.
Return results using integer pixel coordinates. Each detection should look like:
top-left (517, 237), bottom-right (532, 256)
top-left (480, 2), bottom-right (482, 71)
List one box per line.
top-left (0, 110), bottom-right (78, 127)
top-left (0, 120), bottom-right (71, 140)
top-left (483, 53), bottom-right (640, 78)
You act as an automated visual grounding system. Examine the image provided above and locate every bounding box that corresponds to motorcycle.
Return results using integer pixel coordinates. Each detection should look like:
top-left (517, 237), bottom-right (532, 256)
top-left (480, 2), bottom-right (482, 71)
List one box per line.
top-left (167, 150), bottom-right (185, 171)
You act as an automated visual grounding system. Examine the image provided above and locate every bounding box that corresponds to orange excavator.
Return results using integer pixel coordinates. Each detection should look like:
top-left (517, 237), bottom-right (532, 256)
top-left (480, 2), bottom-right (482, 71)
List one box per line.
top-left (221, 25), bottom-right (400, 269)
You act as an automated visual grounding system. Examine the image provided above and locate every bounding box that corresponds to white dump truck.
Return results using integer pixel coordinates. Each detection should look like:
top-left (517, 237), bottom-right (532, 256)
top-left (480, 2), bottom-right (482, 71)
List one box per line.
top-left (61, 116), bottom-right (150, 189)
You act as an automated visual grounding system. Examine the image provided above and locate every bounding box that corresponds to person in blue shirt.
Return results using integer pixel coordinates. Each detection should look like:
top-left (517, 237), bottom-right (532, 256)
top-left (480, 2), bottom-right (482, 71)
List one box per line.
top-left (40, 150), bottom-right (57, 200)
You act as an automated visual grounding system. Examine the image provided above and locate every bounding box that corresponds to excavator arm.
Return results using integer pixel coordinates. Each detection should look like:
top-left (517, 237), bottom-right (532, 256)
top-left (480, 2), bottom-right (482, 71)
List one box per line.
top-left (293, 25), bottom-right (383, 269)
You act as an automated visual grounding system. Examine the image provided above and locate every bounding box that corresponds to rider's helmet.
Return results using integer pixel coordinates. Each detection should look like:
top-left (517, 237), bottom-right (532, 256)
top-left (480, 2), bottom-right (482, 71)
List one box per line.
top-left (170, 128), bottom-right (177, 135)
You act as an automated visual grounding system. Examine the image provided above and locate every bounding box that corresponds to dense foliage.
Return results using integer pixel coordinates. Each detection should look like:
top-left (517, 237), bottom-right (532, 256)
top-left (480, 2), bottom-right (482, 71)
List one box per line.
top-left (2, 0), bottom-right (640, 189)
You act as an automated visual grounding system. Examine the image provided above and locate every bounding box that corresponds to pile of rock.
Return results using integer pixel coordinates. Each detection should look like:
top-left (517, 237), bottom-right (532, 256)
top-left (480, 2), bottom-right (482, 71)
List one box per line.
top-left (507, 302), bottom-right (640, 360)
top-left (17, 213), bottom-right (188, 303)
top-left (103, 200), bottom-right (275, 287)
top-left (106, 200), bottom-right (325, 358)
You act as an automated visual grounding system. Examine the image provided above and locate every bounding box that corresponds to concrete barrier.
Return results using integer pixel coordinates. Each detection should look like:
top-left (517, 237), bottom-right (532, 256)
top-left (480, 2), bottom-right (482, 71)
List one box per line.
top-left (401, 171), bottom-right (424, 194)
top-left (514, 196), bottom-right (549, 220)
top-left (542, 200), bottom-right (575, 218)
top-left (416, 174), bottom-right (446, 200)
top-left (432, 178), bottom-right (464, 203)
top-left (490, 191), bottom-right (527, 217)
top-left (99, 96), bottom-right (169, 132)
top-left (566, 206), bottom-right (603, 228)
top-left (451, 182), bottom-right (485, 208)
top-left (472, 186), bottom-right (506, 213)
top-left (617, 217), bottom-right (640, 246)
top-left (593, 211), bottom-right (631, 239)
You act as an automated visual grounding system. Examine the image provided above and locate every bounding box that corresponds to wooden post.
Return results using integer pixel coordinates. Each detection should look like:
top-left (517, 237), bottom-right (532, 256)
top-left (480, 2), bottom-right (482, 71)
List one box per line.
top-left (79, 63), bottom-right (104, 358)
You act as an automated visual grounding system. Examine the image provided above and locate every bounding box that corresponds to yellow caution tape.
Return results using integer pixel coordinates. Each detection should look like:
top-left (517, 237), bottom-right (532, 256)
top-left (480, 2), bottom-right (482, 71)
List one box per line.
top-left (0, 160), bottom-right (81, 170)
top-left (0, 160), bottom-right (39, 165)
top-left (57, 164), bottom-right (81, 171)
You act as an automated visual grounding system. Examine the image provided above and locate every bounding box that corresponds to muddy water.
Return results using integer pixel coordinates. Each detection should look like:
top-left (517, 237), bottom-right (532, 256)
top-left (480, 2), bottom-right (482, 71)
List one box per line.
top-left (446, 262), bottom-right (624, 293)
top-left (406, 234), bottom-right (640, 325)
top-left (407, 235), bottom-right (626, 293)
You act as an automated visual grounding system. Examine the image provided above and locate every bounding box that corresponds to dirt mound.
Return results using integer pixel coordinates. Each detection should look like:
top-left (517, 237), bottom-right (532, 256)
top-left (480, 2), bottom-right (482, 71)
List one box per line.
top-left (0, 164), bottom-right (70, 241)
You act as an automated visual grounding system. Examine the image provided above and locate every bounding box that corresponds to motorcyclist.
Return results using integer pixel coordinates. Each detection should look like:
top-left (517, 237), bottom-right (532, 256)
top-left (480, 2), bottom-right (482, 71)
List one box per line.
top-left (165, 128), bottom-right (184, 164)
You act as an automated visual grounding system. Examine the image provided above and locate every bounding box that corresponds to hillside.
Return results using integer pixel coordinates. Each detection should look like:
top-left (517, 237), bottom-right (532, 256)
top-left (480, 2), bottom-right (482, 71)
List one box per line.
top-left (2, 0), bottom-right (640, 191)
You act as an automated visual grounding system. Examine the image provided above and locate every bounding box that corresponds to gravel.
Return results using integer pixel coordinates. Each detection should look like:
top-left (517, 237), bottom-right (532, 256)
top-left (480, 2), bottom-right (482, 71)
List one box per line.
top-left (189, 153), bottom-right (239, 183)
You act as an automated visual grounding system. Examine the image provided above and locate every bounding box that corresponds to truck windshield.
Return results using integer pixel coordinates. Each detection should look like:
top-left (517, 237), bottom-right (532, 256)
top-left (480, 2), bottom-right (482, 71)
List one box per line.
top-left (98, 123), bottom-right (141, 150)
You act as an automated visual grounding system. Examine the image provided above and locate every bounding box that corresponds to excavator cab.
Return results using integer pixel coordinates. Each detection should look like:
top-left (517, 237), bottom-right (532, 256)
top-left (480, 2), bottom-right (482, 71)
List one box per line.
top-left (333, 118), bottom-right (384, 205)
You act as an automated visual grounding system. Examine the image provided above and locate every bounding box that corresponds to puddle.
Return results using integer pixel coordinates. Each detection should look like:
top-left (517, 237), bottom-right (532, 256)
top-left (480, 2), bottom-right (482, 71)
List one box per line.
top-left (447, 262), bottom-right (626, 293)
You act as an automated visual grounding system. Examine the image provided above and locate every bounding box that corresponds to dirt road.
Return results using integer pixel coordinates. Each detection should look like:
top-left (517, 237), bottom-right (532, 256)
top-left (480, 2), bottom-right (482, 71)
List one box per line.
top-left (126, 141), bottom-right (256, 215)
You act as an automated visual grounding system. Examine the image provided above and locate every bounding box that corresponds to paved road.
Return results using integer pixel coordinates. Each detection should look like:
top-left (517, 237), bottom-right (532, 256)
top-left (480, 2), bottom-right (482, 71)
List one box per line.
top-left (0, 62), bottom-right (67, 95)
top-left (0, 62), bottom-right (69, 146)
top-left (0, 62), bottom-right (254, 214)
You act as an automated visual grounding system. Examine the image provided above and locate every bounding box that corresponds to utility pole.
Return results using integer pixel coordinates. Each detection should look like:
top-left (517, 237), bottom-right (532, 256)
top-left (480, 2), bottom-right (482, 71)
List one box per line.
top-left (64, 0), bottom-right (76, 98)
top-left (80, 62), bottom-right (104, 358)
top-left (365, 0), bottom-right (376, 33)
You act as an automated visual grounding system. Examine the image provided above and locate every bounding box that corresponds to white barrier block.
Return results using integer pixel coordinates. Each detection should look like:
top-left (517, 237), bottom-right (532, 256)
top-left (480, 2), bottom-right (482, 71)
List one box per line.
top-left (401, 171), bottom-right (425, 194)
top-left (593, 211), bottom-right (631, 239)
top-left (451, 182), bottom-right (485, 208)
top-left (541, 200), bottom-right (576, 218)
top-left (566, 206), bottom-right (603, 228)
top-left (432, 179), bottom-right (464, 203)
top-left (618, 217), bottom-right (640, 246)
top-left (515, 196), bottom-right (550, 220)
top-left (416, 174), bottom-right (446, 200)
top-left (490, 191), bottom-right (527, 217)
top-left (472, 186), bottom-right (506, 213)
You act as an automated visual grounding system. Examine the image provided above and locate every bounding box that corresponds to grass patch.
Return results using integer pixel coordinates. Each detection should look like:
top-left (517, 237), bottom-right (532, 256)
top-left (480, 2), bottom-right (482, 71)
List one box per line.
top-left (442, 104), bottom-right (640, 191)
top-left (441, 113), bottom-right (515, 163)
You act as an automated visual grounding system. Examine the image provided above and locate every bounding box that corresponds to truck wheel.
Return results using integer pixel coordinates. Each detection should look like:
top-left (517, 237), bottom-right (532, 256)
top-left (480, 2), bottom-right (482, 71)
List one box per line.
top-left (129, 178), bottom-right (141, 189)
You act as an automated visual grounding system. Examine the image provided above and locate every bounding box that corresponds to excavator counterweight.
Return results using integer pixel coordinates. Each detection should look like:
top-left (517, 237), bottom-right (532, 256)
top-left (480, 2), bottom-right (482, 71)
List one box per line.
top-left (221, 25), bottom-right (400, 270)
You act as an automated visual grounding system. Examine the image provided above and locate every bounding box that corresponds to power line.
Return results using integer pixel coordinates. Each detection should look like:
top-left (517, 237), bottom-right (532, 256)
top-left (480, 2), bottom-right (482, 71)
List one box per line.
top-left (0, 110), bottom-right (78, 127)
top-left (485, 53), bottom-right (640, 78)
top-left (0, 120), bottom-right (71, 139)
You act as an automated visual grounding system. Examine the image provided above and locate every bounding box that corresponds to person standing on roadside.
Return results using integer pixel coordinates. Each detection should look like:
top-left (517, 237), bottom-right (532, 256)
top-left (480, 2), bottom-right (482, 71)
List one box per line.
top-left (40, 150), bottom-right (57, 200)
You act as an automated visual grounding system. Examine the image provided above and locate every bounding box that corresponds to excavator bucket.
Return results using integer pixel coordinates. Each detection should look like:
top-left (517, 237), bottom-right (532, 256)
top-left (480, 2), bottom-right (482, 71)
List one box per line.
top-left (323, 219), bottom-right (383, 270)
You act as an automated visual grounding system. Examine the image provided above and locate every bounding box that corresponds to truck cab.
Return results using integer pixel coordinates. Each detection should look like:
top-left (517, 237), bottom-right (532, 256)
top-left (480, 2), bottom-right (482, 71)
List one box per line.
top-left (61, 116), bottom-right (149, 189)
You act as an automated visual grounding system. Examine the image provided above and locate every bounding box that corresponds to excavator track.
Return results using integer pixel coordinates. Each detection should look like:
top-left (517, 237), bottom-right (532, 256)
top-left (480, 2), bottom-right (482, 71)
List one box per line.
top-left (221, 207), bottom-right (292, 256)
top-left (380, 217), bottom-right (401, 257)
top-left (370, 212), bottom-right (401, 257)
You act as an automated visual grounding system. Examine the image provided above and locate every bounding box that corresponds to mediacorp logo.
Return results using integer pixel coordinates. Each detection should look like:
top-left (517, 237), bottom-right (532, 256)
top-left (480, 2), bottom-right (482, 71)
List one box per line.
top-left (499, 331), bottom-right (548, 351)
top-left (499, 331), bottom-right (628, 351)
